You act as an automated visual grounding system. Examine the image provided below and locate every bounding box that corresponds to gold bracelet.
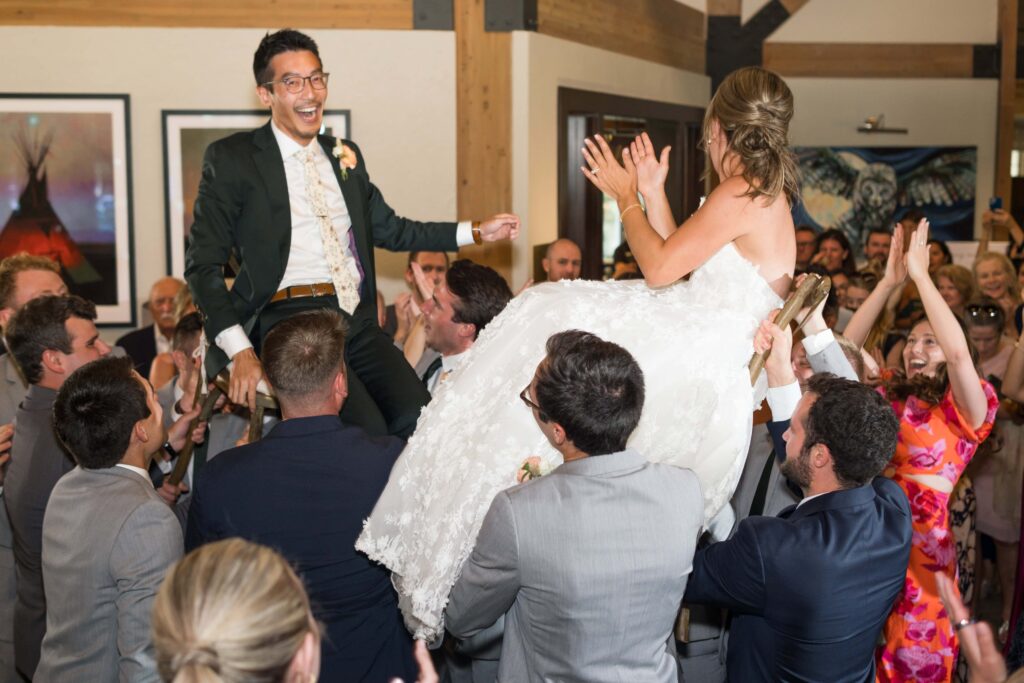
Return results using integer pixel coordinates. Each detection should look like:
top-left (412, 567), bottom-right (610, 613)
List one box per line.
top-left (471, 220), bottom-right (482, 245)
top-left (619, 203), bottom-right (643, 222)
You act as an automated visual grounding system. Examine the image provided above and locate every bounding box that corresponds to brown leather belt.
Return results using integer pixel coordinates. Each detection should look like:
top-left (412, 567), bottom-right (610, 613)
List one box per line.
top-left (269, 282), bottom-right (337, 303)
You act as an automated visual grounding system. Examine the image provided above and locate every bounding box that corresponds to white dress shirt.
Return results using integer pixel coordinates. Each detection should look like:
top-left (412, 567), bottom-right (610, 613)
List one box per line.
top-left (215, 121), bottom-right (475, 360)
top-left (114, 463), bottom-right (151, 483)
top-left (426, 349), bottom-right (470, 394)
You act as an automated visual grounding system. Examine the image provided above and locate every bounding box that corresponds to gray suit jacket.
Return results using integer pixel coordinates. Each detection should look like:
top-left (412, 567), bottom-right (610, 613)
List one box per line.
top-left (446, 449), bottom-right (703, 683)
top-left (35, 466), bottom-right (182, 682)
top-left (0, 354), bottom-right (26, 427)
top-left (3, 385), bottom-right (69, 678)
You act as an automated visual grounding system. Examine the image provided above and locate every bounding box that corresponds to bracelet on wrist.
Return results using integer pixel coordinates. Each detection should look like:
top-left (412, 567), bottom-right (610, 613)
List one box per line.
top-left (619, 203), bottom-right (643, 222)
top-left (471, 221), bottom-right (483, 245)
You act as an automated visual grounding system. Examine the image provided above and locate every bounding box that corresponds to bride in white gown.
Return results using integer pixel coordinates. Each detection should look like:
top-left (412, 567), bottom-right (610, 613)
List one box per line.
top-left (357, 66), bottom-right (799, 640)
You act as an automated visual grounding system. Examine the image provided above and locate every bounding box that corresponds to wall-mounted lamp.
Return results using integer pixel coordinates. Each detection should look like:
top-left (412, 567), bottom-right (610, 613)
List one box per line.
top-left (857, 115), bottom-right (908, 134)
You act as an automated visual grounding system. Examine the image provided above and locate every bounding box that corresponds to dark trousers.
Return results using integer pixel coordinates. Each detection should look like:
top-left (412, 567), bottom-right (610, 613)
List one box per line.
top-left (257, 295), bottom-right (429, 439)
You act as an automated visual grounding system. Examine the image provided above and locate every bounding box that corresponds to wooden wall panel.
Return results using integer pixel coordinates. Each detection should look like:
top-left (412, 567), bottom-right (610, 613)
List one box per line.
top-left (995, 0), bottom-right (1018, 210)
top-left (454, 0), bottom-right (512, 277)
top-left (765, 42), bottom-right (970, 78)
top-left (0, 0), bottom-right (413, 29)
top-left (536, 0), bottom-right (705, 74)
top-left (763, 42), bottom-right (975, 78)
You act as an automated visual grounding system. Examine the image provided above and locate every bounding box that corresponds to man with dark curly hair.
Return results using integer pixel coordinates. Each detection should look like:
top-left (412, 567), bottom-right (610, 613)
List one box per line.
top-left (684, 373), bottom-right (913, 683)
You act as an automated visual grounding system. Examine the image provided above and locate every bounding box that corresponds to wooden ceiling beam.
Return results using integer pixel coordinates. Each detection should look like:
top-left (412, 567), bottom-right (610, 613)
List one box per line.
top-left (763, 42), bottom-right (977, 78)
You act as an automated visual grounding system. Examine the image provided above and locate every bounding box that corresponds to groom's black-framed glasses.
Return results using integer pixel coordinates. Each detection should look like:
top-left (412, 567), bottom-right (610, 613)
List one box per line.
top-left (519, 385), bottom-right (550, 423)
top-left (262, 72), bottom-right (330, 93)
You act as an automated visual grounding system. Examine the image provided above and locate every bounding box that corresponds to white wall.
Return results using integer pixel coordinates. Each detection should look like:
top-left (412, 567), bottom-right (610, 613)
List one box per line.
top-left (0, 26), bottom-right (456, 339)
top-left (511, 32), bottom-right (711, 286)
top-left (763, 0), bottom-right (1000, 239)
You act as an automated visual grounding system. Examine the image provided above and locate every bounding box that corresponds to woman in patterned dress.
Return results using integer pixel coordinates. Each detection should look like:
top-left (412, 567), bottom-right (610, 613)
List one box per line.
top-left (872, 222), bottom-right (1000, 682)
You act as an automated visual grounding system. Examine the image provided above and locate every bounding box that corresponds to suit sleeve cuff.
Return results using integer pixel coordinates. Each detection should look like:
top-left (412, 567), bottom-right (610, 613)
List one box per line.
top-left (455, 221), bottom-right (474, 247)
top-left (767, 381), bottom-right (801, 422)
top-left (214, 325), bottom-right (253, 360)
top-left (800, 328), bottom-right (835, 357)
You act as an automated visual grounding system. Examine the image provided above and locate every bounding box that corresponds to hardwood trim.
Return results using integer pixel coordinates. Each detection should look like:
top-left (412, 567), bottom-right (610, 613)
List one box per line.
top-left (0, 0), bottom-right (414, 29)
top-left (536, 0), bottom-right (705, 73)
top-left (454, 0), bottom-right (512, 277)
top-left (763, 42), bottom-right (976, 78)
top-left (1015, 79), bottom-right (1024, 115)
top-left (995, 0), bottom-right (1018, 215)
top-left (778, 0), bottom-right (809, 14)
top-left (707, 0), bottom-right (741, 16)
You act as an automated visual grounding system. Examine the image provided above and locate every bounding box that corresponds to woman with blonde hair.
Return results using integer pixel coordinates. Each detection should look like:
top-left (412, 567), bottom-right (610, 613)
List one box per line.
top-left (974, 252), bottom-right (1020, 337)
top-left (360, 66), bottom-right (800, 639)
top-left (151, 538), bottom-right (321, 683)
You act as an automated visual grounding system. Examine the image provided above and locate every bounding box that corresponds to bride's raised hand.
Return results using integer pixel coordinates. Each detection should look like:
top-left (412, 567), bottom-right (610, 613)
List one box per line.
top-left (581, 134), bottom-right (637, 204)
top-left (631, 132), bottom-right (670, 199)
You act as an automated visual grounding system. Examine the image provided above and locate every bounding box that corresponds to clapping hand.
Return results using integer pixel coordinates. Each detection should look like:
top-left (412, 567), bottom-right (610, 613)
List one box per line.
top-left (904, 220), bottom-right (930, 284)
top-left (880, 223), bottom-right (908, 290)
top-left (630, 132), bottom-right (671, 199)
top-left (581, 134), bottom-right (637, 204)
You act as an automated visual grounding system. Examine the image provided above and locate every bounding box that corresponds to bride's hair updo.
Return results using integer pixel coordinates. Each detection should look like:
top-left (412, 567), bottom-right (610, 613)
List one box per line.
top-left (703, 66), bottom-right (799, 205)
top-left (151, 539), bottom-right (318, 683)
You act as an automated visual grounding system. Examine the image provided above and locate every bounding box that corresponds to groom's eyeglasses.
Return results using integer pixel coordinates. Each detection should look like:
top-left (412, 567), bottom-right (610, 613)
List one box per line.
top-left (262, 72), bottom-right (330, 93)
top-left (519, 385), bottom-right (550, 423)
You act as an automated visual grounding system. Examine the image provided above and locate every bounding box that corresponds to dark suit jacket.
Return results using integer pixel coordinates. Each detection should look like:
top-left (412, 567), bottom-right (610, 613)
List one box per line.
top-left (185, 415), bottom-right (414, 683)
top-left (2, 385), bottom-right (73, 678)
top-left (684, 477), bottom-right (912, 683)
top-left (115, 325), bottom-right (158, 378)
top-left (184, 123), bottom-right (459, 374)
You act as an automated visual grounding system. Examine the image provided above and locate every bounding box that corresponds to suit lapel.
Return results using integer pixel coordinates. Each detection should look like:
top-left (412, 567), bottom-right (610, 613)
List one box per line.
top-left (318, 136), bottom-right (372, 278)
top-left (252, 123), bottom-right (293, 269)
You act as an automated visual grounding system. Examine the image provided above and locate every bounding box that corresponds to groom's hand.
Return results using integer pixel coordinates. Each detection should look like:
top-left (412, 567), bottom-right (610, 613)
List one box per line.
top-left (477, 213), bottom-right (521, 242)
top-left (230, 348), bottom-right (265, 413)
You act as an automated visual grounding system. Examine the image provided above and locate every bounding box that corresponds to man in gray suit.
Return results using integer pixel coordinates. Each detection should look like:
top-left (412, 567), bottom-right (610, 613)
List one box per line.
top-left (2, 295), bottom-right (111, 679)
top-left (36, 356), bottom-right (185, 682)
top-left (446, 330), bottom-right (704, 682)
top-left (0, 255), bottom-right (66, 682)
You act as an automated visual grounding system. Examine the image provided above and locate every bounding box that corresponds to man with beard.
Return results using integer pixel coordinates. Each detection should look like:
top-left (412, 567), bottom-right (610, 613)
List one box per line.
top-left (683, 371), bottom-right (912, 682)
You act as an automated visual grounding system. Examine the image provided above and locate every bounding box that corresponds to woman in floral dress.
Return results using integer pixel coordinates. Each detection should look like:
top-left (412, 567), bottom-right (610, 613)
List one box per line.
top-left (871, 222), bottom-right (1000, 682)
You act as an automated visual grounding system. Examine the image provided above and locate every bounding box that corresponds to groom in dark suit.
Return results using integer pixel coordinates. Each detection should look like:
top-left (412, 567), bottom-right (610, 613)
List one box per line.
top-left (185, 29), bottom-right (518, 438)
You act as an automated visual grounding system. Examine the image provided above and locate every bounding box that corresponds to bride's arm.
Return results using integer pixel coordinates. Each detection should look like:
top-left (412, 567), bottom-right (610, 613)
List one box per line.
top-left (631, 134), bottom-right (676, 240)
top-left (583, 135), bottom-right (745, 287)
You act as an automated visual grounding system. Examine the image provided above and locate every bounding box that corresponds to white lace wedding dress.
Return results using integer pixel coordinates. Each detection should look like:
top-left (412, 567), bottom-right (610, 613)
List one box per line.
top-left (356, 242), bottom-right (783, 640)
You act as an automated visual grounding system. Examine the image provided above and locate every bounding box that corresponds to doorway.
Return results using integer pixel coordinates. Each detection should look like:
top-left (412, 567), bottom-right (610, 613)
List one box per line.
top-left (557, 88), bottom-right (705, 281)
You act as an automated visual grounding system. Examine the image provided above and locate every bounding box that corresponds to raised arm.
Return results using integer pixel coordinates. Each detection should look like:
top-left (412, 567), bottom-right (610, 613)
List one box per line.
top-left (630, 133), bottom-right (677, 240)
top-left (845, 224), bottom-right (906, 347)
top-left (582, 135), bottom-right (746, 287)
top-left (909, 222), bottom-right (989, 429)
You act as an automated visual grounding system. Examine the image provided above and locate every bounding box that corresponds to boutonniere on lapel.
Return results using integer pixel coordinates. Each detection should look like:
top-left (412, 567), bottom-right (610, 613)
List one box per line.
top-left (332, 139), bottom-right (357, 181)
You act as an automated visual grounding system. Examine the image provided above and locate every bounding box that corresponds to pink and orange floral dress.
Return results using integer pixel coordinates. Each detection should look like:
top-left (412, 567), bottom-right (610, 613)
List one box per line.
top-left (875, 380), bottom-right (999, 683)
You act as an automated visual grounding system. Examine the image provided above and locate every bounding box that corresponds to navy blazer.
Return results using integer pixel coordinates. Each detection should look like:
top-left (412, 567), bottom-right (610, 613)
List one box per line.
top-left (186, 415), bottom-right (414, 683)
top-left (685, 477), bottom-right (912, 683)
top-left (115, 324), bottom-right (157, 378)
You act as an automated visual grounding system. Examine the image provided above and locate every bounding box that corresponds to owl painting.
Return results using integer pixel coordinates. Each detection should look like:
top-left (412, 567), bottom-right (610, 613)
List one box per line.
top-left (792, 146), bottom-right (977, 245)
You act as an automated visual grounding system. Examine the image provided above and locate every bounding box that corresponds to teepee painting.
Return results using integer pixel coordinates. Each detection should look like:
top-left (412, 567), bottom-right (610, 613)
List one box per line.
top-left (0, 95), bottom-right (134, 325)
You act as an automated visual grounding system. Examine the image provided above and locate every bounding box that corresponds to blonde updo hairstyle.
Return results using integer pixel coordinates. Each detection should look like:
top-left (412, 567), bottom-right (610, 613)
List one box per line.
top-left (151, 538), bottom-right (319, 683)
top-left (702, 66), bottom-right (799, 206)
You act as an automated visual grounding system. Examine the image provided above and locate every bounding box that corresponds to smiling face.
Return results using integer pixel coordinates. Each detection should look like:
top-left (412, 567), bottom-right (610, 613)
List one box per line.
top-left (256, 49), bottom-right (326, 146)
top-left (817, 238), bottom-right (848, 272)
top-left (976, 258), bottom-right (1010, 300)
top-left (864, 232), bottom-right (891, 263)
top-left (903, 320), bottom-right (945, 379)
top-left (936, 276), bottom-right (965, 312)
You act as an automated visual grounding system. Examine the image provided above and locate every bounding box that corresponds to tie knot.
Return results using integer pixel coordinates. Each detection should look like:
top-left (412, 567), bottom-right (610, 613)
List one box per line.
top-left (301, 148), bottom-right (316, 163)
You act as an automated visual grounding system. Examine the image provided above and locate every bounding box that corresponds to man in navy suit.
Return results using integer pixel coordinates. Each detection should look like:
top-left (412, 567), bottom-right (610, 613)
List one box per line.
top-left (185, 308), bottom-right (414, 682)
top-left (684, 372), bottom-right (912, 683)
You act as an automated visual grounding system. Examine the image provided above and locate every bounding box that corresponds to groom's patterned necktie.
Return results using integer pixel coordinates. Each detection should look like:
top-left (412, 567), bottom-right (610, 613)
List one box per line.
top-left (302, 149), bottom-right (361, 314)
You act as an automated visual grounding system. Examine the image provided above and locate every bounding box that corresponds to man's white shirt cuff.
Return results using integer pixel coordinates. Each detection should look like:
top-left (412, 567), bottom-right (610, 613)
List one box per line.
top-left (767, 381), bottom-right (801, 422)
top-left (455, 221), bottom-right (474, 247)
top-left (801, 328), bottom-right (836, 357)
top-left (215, 325), bottom-right (253, 359)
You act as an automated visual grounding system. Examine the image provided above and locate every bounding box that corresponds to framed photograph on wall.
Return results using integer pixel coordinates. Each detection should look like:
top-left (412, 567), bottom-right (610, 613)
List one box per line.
top-left (0, 93), bottom-right (135, 326)
top-left (162, 109), bottom-right (351, 276)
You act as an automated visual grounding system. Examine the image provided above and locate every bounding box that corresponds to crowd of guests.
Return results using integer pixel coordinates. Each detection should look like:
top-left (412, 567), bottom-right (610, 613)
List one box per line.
top-left (1, 212), bottom-right (1024, 682)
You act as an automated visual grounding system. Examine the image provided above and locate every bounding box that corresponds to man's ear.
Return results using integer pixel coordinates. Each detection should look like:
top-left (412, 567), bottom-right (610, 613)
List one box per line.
top-left (550, 422), bottom-right (567, 447)
top-left (457, 322), bottom-right (476, 342)
top-left (255, 84), bottom-right (272, 107)
top-left (133, 418), bottom-right (152, 446)
top-left (812, 444), bottom-right (833, 471)
top-left (541, 258), bottom-right (551, 275)
top-left (0, 307), bottom-right (13, 330)
top-left (40, 348), bottom-right (63, 376)
top-left (333, 366), bottom-right (348, 403)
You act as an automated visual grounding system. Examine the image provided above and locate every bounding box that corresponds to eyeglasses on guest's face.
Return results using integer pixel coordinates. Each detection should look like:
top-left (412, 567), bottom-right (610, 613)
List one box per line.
top-left (519, 384), bottom-right (550, 423)
top-left (262, 72), bottom-right (330, 93)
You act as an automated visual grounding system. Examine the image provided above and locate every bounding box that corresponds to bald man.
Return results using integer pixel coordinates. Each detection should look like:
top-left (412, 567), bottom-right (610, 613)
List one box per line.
top-left (116, 276), bottom-right (185, 377)
top-left (542, 238), bottom-right (582, 282)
